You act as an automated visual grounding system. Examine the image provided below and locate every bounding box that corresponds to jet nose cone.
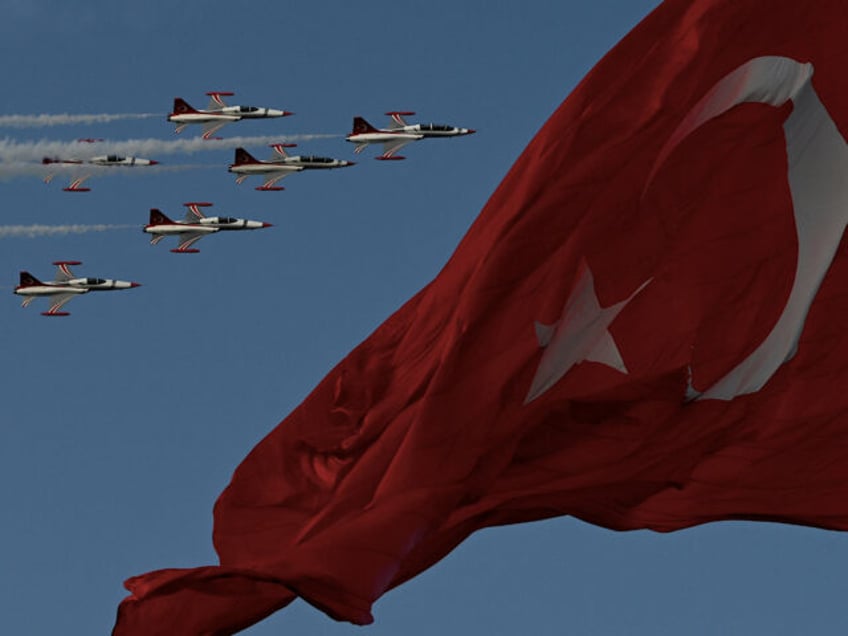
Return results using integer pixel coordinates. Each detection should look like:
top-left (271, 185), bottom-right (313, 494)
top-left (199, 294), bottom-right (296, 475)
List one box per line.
top-left (130, 282), bottom-right (142, 288)
top-left (149, 160), bottom-right (159, 165)
top-left (283, 111), bottom-right (294, 117)
top-left (261, 222), bottom-right (273, 228)
top-left (466, 129), bottom-right (476, 134)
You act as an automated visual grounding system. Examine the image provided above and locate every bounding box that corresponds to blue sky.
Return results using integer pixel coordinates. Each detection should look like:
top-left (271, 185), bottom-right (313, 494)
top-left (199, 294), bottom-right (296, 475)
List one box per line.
top-left (2, 2), bottom-right (846, 634)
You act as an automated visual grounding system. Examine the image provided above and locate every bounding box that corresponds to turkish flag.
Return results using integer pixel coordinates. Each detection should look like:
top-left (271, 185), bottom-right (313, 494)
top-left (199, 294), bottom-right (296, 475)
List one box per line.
top-left (115, 0), bottom-right (848, 633)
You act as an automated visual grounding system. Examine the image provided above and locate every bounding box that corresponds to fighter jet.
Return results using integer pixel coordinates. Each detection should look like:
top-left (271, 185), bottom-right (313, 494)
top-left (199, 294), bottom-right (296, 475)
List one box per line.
top-left (168, 91), bottom-right (293, 139)
top-left (345, 111), bottom-right (475, 160)
top-left (345, 116), bottom-right (423, 160)
top-left (228, 145), bottom-right (354, 190)
top-left (42, 153), bottom-right (160, 192)
top-left (144, 202), bottom-right (272, 253)
top-left (227, 147), bottom-right (303, 190)
top-left (14, 261), bottom-right (141, 316)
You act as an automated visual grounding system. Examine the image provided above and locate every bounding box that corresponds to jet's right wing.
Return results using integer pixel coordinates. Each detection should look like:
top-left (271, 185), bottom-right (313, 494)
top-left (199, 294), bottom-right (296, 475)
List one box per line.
top-left (207, 91), bottom-right (235, 110)
top-left (386, 111), bottom-right (415, 129)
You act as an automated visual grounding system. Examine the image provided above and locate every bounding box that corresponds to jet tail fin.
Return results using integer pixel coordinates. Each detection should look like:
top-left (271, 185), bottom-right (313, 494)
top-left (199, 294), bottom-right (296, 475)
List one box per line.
top-left (172, 98), bottom-right (197, 115)
top-left (149, 208), bottom-right (173, 225)
top-left (19, 271), bottom-right (43, 287)
top-left (233, 147), bottom-right (259, 165)
top-left (351, 116), bottom-right (379, 135)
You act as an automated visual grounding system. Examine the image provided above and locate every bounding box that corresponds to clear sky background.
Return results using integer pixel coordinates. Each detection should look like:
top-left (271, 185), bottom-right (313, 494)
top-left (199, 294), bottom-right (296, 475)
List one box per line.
top-left (1, 1), bottom-right (846, 634)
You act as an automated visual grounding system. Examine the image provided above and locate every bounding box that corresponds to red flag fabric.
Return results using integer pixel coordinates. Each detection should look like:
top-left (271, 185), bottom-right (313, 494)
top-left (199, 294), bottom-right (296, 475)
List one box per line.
top-left (115, 0), bottom-right (848, 632)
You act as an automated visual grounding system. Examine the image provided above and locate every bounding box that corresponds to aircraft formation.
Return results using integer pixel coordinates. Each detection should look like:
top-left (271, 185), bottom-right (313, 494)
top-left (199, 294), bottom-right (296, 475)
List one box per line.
top-left (13, 92), bottom-right (475, 316)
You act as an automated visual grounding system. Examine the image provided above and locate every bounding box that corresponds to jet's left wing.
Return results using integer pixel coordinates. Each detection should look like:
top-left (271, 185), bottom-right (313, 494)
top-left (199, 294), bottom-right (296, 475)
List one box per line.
top-left (44, 293), bottom-right (77, 316)
top-left (202, 120), bottom-right (231, 140)
top-left (174, 232), bottom-right (208, 253)
top-left (379, 137), bottom-right (416, 160)
top-left (257, 167), bottom-right (302, 191)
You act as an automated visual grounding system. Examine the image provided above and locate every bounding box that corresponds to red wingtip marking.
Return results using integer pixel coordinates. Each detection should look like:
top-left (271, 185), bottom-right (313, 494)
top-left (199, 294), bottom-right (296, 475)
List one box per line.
top-left (52, 260), bottom-right (82, 266)
top-left (41, 312), bottom-right (70, 317)
top-left (170, 249), bottom-right (200, 254)
top-left (256, 186), bottom-right (285, 191)
top-left (63, 187), bottom-right (91, 192)
top-left (376, 156), bottom-right (405, 161)
top-left (183, 202), bottom-right (213, 207)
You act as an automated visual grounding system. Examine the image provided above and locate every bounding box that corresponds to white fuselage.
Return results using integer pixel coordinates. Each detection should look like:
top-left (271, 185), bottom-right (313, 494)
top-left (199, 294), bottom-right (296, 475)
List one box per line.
top-left (396, 124), bottom-right (474, 137)
top-left (89, 156), bottom-right (158, 167)
top-left (216, 106), bottom-right (289, 119)
top-left (144, 224), bottom-right (219, 237)
top-left (15, 284), bottom-right (88, 298)
top-left (228, 163), bottom-right (303, 177)
top-left (64, 277), bottom-right (139, 291)
top-left (196, 217), bottom-right (269, 231)
top-left (15, 279), bottom-right (137, 296)
top-left (168, 112), bottom-right (241, 125)
top-left (346, 131), bottom-right (423, 145)
top-left (276, 155), bottom-right (353, 169)
top-left (145, 218), bottom-right (268, 235)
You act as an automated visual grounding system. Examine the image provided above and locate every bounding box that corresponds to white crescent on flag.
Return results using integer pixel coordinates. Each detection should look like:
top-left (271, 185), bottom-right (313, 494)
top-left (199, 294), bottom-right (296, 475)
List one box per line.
top-left (649, 56), bottom-right (848, 401)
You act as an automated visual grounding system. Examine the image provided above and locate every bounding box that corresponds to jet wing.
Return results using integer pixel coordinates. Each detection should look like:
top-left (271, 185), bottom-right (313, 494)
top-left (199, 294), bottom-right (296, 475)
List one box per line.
top-left (380, 137), bottom-right (415, 159)
top-left (45, 293), bottom-right (77, 316)
top-left (259, 167), bottom-right (302, 190)
top-left (386, 111), bottom-right (413, 129)
top-left (64, 174), bottom-right (92, 192)
top-left (207, 92), bottom-right (233, 110)
top-left (202, 119), bottom-right (231, 140)
top-left (175, 231), bottom-right (209, 252)
top-left (54, 262), bottom-right (78, 282)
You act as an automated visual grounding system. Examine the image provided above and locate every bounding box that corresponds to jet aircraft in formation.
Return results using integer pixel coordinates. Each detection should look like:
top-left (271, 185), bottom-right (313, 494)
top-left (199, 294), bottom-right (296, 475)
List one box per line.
top-left (14, 261), bottom-right (140, 316)
top-left (228, 144), bottom-right (354, 190)
top-left (144, 202), bottom-right (272, 253)
top-left (345, 111), bottom-right (475, 160)
top-left (15, 98), bottom-right (475, 316)
top-left (167, 91), bottom-right (293, 139)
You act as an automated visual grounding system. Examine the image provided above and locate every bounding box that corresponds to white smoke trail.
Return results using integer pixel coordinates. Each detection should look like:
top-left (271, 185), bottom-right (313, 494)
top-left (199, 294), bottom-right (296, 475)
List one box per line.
top-left (0, 113), bottom-right (160, 128)
top-left (0, 133), bottom-right (342, 162)
top-left (0, 224), bottom-right (136, 238)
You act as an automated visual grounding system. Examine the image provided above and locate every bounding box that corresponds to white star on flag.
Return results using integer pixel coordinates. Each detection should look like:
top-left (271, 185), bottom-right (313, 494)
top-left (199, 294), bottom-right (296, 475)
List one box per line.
top-left (525, 263), bottom-right (649, 403)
